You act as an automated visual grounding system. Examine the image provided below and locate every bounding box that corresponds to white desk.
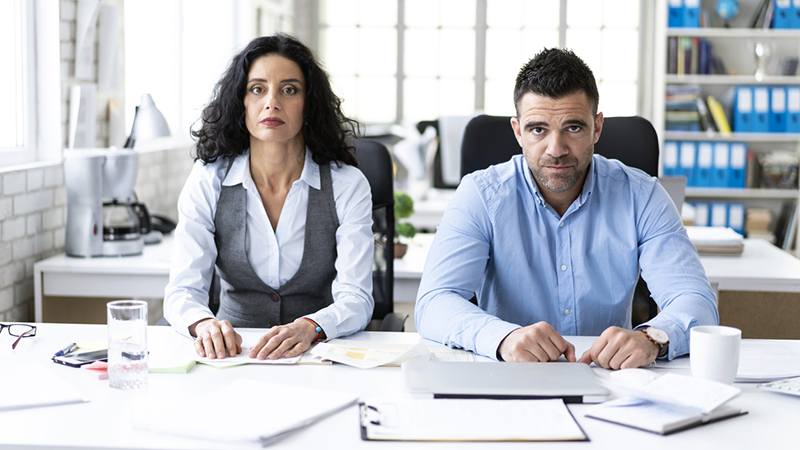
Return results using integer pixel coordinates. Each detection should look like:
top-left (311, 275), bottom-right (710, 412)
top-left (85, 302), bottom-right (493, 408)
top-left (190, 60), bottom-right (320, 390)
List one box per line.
top-left (3, 323), bottom-right (800, 449)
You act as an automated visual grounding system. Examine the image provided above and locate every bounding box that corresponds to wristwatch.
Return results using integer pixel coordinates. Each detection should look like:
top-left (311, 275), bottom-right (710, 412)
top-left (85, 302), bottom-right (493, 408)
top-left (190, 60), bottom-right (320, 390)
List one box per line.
top-left (640, 327), bottom-right (669, 357)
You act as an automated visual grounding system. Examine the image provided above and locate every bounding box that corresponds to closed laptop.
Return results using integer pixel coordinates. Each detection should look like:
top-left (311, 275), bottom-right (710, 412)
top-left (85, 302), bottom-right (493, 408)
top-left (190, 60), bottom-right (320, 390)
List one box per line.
top-left (402, 361), bottom-right (610, 404)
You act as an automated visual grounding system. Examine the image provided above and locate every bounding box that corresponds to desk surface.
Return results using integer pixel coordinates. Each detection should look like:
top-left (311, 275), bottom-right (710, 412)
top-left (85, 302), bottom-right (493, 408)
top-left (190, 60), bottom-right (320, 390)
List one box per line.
top-left (3, 323), bottom-right (800, 449)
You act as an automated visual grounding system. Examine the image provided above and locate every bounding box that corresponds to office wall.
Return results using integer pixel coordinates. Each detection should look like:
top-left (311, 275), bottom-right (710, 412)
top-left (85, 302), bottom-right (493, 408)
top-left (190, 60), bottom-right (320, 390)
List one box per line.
top-left (0, 1), bottom-right (192, 322)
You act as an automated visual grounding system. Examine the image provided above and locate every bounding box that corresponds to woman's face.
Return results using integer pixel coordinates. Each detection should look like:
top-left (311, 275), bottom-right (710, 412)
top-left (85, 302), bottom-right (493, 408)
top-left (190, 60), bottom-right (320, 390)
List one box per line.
top-left (243, 54), bottom-right (306, 148)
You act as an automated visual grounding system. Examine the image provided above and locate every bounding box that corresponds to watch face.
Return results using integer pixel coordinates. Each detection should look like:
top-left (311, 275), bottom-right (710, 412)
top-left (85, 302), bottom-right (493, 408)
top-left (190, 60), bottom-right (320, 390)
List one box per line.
top-left (647, 327), bottom-right (669, 344)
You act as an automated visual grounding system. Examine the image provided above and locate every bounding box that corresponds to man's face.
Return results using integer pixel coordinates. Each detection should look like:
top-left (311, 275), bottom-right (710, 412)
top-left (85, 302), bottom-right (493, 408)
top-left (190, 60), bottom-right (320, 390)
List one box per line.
top-left (511, 91), bottom-right (602, 196)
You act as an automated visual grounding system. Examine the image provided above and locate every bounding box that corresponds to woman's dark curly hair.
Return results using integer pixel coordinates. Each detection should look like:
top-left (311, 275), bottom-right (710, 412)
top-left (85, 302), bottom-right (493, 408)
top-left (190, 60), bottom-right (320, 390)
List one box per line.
top-left (192, 33), bottom-right (360, 167)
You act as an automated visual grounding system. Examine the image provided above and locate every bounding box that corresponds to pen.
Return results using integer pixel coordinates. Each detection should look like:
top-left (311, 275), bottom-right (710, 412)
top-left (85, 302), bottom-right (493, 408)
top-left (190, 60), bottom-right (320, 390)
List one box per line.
top-left (54, 343), bottom-right (78, 358)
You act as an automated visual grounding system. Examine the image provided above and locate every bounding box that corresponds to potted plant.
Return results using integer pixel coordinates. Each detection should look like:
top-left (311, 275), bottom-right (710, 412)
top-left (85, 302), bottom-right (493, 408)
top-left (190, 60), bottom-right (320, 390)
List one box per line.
top-left (394, 191), bottom-right (416, 259)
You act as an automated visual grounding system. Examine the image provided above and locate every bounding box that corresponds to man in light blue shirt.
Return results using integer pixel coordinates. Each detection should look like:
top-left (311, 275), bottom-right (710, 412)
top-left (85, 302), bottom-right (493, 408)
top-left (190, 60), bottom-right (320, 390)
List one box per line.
top-left (415, 49), bottom-right (718, 369)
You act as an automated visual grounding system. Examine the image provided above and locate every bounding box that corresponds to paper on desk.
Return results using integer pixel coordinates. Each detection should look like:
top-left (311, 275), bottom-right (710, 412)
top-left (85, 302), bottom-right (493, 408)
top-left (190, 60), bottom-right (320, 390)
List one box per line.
top-left (310, 339), bottom-right (430, 369)
top-left (134, 379), bottom-right (358, 446)
top-left (195, 330), bottom-right (303, 368)
top-left (0, 362), bottom-right (88, 412)
top-left (603, 371), bottom-right (740, 414)
top-left (653, 340), bottom-right (800, 382)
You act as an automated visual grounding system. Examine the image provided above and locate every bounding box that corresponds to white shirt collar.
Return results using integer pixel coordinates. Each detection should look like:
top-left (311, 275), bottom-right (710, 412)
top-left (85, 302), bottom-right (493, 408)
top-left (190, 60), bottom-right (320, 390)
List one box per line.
top-left (222, 148), bottom-right (319, 190)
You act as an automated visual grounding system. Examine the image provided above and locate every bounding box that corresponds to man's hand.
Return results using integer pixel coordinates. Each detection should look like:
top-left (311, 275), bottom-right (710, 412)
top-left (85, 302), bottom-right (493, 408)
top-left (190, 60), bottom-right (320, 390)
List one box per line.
top-left (248, 319), bottom-right (323, 360)
top-left (578, 327), bottom-right (660, 369)
top-left (497, 322), bottom-right (576, 362)
top-left (191, 318), bottom-right (243, 359)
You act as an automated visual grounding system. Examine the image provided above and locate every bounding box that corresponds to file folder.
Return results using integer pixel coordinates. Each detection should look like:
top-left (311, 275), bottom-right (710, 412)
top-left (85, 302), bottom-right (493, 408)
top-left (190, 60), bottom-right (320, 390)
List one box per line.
top-left (753, 87), bottom-right (770, 133)
top-left (729, 143), bottom-right (747, 188)
top-left (770, 86), bottom-right (788, 133)
top-left (679, 141), bottom-right (697, 186)
top-left (734, 87), bottom-right (754, 133)
top-left (683, 0), bottom-right (701, 28)
top-left (788, 87), bottom-right (800, 133)
top-left (728, 203), bottom-right (746, 235)
top-left (710, 202), bottom-right (728, 228)
top-left (792, 0), bottom-right (800, 29)
top-left (668, 0), bottom-right (683, 27)
top-left (696, 142), bottom-right (714, 187)
top-left (712, 142), bottom-right (730, 188)
top-left (663, 141), bottom-right (680, 176)
top-left (694, 202), bottom-right (710, 227)
top-left (775, 0), bottom-right (792, 28)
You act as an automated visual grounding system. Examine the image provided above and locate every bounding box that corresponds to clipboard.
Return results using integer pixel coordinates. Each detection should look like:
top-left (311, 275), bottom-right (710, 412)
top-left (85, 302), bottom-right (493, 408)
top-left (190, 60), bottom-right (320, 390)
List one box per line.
top-left (359, 398), bottom-right (588, 442)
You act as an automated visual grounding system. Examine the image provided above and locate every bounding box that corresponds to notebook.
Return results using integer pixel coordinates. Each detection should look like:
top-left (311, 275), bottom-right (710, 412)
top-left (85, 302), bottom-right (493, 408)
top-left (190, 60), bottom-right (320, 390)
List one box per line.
top-left (402, 361), bottom-right (610, 404)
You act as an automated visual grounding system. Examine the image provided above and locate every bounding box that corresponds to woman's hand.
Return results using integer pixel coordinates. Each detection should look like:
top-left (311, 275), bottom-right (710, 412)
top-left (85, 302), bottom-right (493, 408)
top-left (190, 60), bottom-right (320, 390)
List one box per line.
top-left (249, 319), bottom-right (324, 360)
top-left (190, 318), bottom-right (243, 359)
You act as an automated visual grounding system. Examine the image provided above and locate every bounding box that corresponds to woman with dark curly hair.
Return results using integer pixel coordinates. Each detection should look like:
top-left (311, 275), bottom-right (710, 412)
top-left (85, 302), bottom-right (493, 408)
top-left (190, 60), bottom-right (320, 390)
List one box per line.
top-left (164, 34), bottom-right (374, 361)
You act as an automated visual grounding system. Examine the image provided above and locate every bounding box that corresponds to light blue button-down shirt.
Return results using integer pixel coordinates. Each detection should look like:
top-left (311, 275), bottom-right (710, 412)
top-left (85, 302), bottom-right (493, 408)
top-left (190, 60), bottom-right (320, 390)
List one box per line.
top-left (415, 154), bottom-right (718, 361)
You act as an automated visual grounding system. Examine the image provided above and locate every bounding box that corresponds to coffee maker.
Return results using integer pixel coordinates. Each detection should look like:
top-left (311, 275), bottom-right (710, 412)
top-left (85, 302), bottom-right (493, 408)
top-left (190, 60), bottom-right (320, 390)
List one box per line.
top-left (64, 149), bottom-right (151, 257)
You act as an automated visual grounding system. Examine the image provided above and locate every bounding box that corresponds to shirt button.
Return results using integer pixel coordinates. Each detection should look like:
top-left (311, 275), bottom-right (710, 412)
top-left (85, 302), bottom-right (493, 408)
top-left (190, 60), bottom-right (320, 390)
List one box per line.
top-left (271, 293), bottom-right (279, 303)
top-left (564, 309), bottom-right (570, 315)
top-left (560, 265), bottom-right (567, 271)
top-left (559, 222), bottom-right (564, 228)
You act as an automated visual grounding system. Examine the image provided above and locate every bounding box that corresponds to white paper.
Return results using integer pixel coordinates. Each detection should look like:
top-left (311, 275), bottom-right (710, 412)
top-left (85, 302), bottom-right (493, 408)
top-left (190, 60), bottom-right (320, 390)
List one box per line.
top-left (604, 372), bottom-right (740, 414)
top-left (97, 4), bottom-right (120, 90)
top-left (195, 330), bottom-right (301, 368)
top-left (0, 362), bottom-right (88, 412)
top-left (362, 398), bottom-right (585, 441)
top-left (310, 339), bottom-right (430, 369)
top-left (68, 84), bottom-right (97, 148)
top-left (134, 379), bottom-right (358, 446)
top-left (75, 0), bottom-right (101, 79)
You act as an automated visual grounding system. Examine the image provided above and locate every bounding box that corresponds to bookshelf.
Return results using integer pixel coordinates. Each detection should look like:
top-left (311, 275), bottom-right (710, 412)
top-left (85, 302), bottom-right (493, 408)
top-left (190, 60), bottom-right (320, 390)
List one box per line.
top-left (653, 0), bottom-right (800, 255)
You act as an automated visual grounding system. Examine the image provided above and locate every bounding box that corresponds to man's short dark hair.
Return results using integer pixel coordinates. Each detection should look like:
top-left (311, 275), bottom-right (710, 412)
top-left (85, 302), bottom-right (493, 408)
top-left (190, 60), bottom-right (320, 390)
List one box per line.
top-left (513, 48), bottom-right (599, 117)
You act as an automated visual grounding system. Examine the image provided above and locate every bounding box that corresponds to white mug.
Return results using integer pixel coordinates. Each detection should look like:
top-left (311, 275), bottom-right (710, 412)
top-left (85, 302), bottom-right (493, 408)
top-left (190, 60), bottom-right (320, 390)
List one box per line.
top-left (690, 325), bottom-right (741, 385)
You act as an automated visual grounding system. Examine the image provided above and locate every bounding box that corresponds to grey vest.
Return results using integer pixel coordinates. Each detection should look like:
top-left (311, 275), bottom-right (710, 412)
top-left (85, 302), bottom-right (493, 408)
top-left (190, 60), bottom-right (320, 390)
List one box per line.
top-left (214, 160), bottom-right (339, 328)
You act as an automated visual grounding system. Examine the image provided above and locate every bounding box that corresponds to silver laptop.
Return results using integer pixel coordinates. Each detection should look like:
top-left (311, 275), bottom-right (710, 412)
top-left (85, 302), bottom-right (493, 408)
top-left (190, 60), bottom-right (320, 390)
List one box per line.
top-left (659, 176), bottom-right (686, 212)
top-left (402, 361), bottom-right (610, 404)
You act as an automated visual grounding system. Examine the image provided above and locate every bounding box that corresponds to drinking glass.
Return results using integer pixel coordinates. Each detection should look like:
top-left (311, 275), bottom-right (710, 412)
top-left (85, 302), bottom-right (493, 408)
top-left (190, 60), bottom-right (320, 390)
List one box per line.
top-left (107, 300), bottom-right (148, 389)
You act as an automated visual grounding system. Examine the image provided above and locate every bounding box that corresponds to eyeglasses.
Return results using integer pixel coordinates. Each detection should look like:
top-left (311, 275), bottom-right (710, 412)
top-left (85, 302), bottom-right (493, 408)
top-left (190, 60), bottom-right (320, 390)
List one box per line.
top-left (0, 323), bottom-right (37, 349)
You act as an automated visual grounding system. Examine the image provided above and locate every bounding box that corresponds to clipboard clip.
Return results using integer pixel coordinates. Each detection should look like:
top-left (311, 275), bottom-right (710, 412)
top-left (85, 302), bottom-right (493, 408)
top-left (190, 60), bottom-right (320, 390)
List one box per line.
top-left (359, 404), bottom-right (381, 426)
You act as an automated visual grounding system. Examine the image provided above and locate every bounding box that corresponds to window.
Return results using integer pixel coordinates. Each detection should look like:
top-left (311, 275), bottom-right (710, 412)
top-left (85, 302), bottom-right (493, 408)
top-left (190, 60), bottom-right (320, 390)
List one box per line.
top-left (317, 0), bottom-right (643, 124)
top-left (0, 0), bottom-right (36, 166)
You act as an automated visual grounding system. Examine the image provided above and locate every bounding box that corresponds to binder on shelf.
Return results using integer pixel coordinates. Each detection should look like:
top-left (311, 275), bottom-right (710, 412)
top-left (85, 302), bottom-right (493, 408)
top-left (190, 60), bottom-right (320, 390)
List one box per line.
top-left (663, 141), bottom-right (680, 177)
top-left (694, 202), bottom-right (710, 227)
top-left (792, 0), bottom-right (800, 29)
top-left (683, 0), bottom-right (701, 28)
top-left (679, 141), bottom-right (697, 186)
top-left (729, 143), bottom-right (747, 188)
top-left (734, 86), bottom-right (754, 133)
top-left (752, 87), bottom-right (770, 133)
top-left (712, 142), bottom-right (730, 188)
top-left (774, 0), bottom-right (792, 28)
top-left (710, 202), bottom-right (728, 228)
top-left (668, 0), bottom-right (683, 28)
top-left (707, 96), bottom-right (732, 134)
top-left (787, 87), bottom-right (800, 133)
top-left (668, 37), bottom-right (679, 74)
top-left (696, 142), bottom-right (714, 187)
top-left (728, 203), bottom-right (746, 235)
top-left (770, 86), bottom-right (787, 133)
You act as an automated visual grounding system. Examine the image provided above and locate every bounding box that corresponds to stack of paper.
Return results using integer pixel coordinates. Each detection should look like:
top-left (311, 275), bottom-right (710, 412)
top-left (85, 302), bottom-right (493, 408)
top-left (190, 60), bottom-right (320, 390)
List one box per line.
top-left (586, 371), bottom-right (745, 435)
top-left (134, 379), bottom-right (358, 446)
top-left (686, 226), bottom-right (744, 255)
top-left (0, 362), bottom-right (88, 412)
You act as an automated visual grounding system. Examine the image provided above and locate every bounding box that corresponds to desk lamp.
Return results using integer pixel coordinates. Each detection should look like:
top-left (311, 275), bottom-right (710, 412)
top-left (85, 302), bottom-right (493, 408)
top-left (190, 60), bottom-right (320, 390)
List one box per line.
top-left (124, 93), bottom-right (170, 148)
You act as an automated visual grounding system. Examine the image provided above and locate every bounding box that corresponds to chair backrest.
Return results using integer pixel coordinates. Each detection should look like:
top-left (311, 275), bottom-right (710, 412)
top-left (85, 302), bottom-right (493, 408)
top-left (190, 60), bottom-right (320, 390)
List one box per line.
top-left (354, 139), bottom-right (395, 323)
top-left (458, 114), bottom-right (660, 326)
top-left (460, 115), bottom-right (660, 178)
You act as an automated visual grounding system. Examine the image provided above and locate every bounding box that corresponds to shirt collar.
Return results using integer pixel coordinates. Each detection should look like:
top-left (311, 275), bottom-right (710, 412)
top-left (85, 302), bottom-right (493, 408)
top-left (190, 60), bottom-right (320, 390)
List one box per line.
top-left (223, 148), bottom-right (318, 190)
top-left (520, 154), bottom-right (596, 208)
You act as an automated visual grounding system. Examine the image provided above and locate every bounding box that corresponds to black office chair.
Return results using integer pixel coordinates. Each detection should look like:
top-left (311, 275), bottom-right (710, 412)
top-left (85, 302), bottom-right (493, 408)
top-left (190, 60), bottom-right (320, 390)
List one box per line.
top-left (459, 115), bottom-right (660, 326)
top-left (355, 139), bottom-right (409, 332)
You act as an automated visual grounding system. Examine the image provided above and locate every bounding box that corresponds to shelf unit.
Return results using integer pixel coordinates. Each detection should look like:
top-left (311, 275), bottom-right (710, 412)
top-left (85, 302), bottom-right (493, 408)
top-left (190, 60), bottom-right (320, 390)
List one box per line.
top-left (653, 0), bottom-right (800, 255)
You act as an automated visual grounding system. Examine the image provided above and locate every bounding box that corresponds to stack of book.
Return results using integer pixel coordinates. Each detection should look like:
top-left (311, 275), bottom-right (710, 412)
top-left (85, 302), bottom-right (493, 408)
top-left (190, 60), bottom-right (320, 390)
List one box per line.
top-left (667, 37), bottom-right (726, 75)
top-left (665, 85), bottom-right (702, 131)
top-left (746, 208), bottom-right (774, 242)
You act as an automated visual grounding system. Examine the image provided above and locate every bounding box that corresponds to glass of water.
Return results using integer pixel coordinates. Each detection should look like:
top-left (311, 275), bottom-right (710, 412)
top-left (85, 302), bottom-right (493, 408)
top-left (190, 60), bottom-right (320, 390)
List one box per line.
top-left (107, 300), bottom-right (148, 390)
